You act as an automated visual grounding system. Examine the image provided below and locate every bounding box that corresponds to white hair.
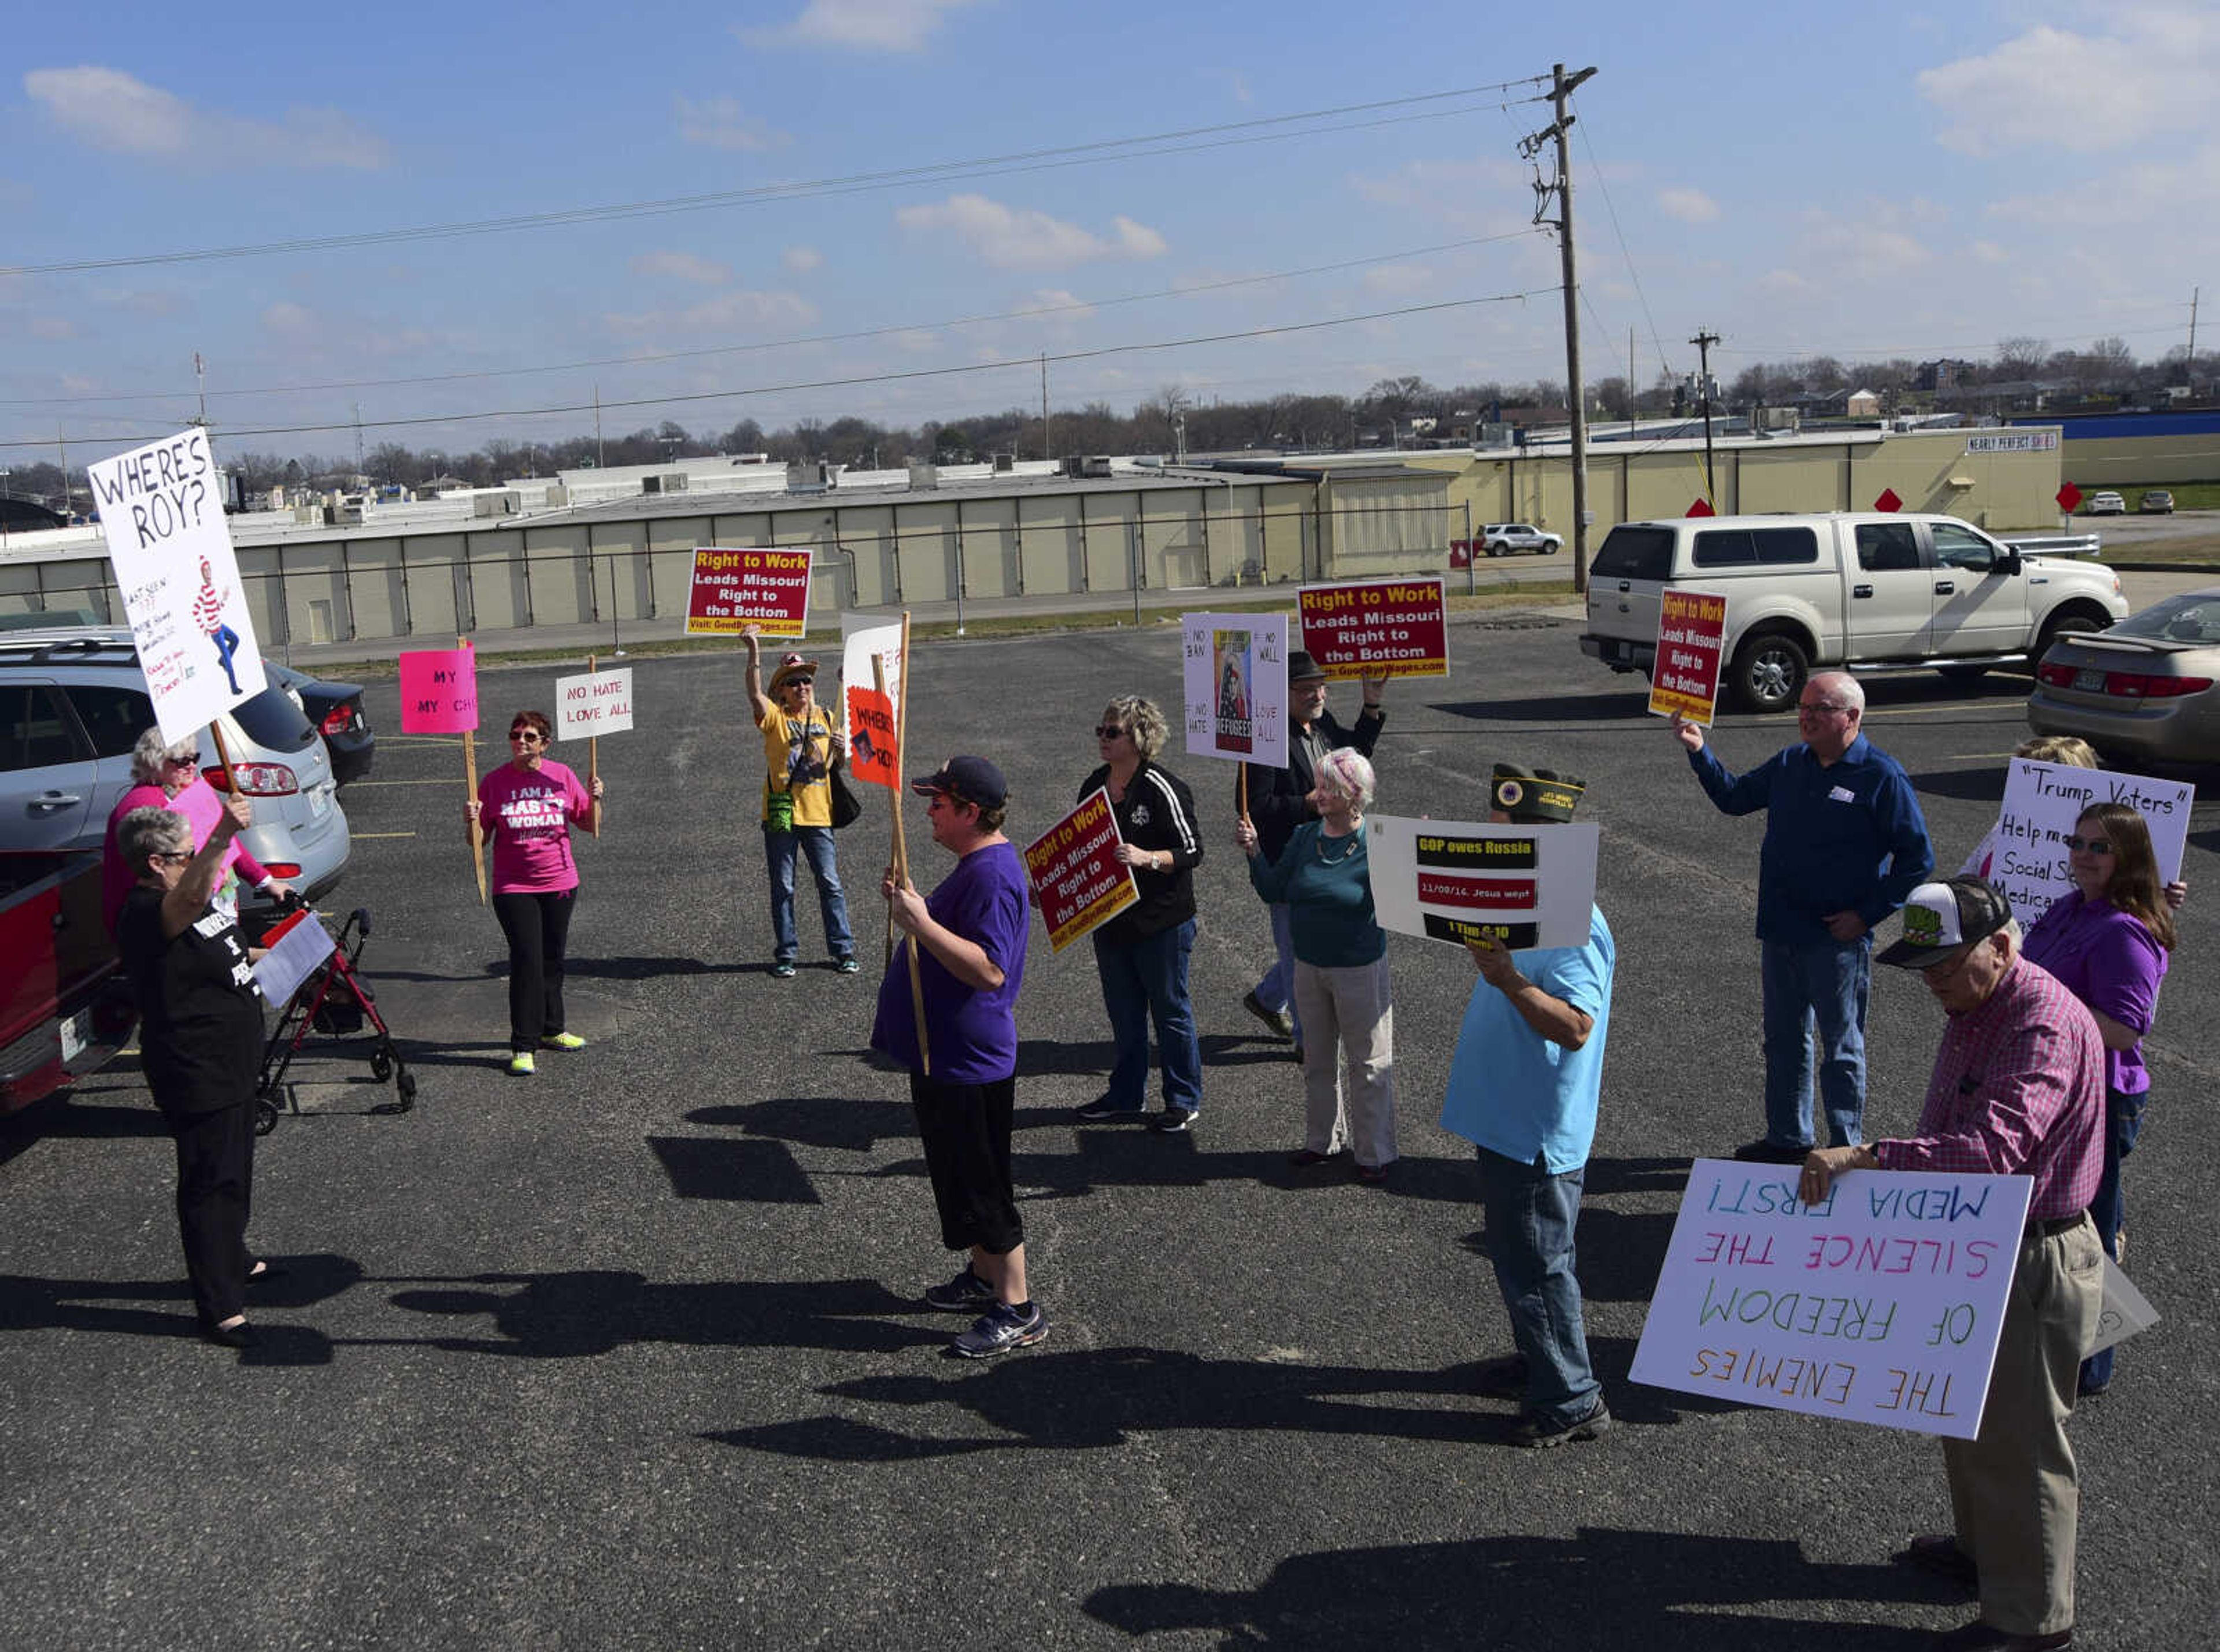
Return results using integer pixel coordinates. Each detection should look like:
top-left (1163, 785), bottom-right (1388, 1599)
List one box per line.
top-left (1316, 747), bottom-right (1377, 812)
top-left (1810, 671), bottom-right (1864, 714)
top-left (130, 726), bottom-right (198, 786)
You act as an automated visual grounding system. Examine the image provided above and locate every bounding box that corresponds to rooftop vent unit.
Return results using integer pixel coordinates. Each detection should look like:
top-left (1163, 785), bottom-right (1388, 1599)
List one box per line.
top-left (1063, 455), bottom-right (1115, 479)
top-left (907, 462), bottom-right (939, 490)
top-left (473, 492), bottom-right (520, 517)
top-left (993, 452), bottom-right (1015, 473)
top-left (785, 460), bottom-right (836, 495)
top-left (641, 472), bottom-right (689, 496)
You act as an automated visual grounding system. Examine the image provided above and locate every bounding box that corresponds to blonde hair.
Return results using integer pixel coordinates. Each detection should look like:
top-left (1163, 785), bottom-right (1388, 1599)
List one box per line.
top-left (2016, 735), bottom-right (2099, 768)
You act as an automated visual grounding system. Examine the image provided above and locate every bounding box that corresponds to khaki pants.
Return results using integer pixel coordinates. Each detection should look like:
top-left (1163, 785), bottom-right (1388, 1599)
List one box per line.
top-left (1941, 1213), bottom-right (2103, 1636)
top-left (1292, 957), bottom-right (1396, 1168)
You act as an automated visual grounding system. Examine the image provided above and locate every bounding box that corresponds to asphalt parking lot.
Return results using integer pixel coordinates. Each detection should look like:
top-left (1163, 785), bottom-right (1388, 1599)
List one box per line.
top-left (5, 611), bottom-right (2217, 1650)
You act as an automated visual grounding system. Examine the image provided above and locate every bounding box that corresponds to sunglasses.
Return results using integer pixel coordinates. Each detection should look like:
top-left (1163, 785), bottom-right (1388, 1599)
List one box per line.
top-left (2065, 835), bottom-right (2114, 855)
top-left (150, 850), bottom-right (194, 865)
top-left (782, 677), bottom-right (814, 691)
top-left (1094, 724), bottom-right (1128, 739)
top-left (166, 751), bottom-right (201, 765)
top-left (509, 729), bottom-right (545, 743)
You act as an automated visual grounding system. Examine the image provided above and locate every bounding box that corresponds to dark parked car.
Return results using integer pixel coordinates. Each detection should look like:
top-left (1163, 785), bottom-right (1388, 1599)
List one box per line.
top-left (264, 660), bottom-right (375, 787)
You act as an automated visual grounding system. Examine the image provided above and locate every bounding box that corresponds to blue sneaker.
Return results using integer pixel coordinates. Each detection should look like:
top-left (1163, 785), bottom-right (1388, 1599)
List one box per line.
top-left (923, 1265), bottom-right (997, 1313)
top-left (952, 1299), bottom-right (1048, 1359)
top-left (770, 961), bottom-right (797, 980)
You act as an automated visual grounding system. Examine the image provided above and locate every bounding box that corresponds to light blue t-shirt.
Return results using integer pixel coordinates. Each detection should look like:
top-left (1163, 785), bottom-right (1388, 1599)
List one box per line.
top-left (1438, 906), bottom-right (1614, 1175)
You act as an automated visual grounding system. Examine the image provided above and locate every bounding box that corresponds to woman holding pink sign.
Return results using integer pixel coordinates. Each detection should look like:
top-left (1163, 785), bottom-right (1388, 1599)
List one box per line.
top-left (465, 709), bottom-right (604, 1077)
top-left (2020, 799), bottom-right (2175, 1397)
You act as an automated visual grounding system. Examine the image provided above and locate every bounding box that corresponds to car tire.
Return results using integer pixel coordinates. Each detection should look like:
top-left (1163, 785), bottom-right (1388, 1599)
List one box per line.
top-left (2032, 605), bottom-right (2114, 669)
top-left (1729, 630), bottom-right (1810, 715)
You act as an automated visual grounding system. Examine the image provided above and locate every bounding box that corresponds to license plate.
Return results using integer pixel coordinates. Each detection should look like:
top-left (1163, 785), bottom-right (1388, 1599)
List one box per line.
top-left (2073, 667), bottom-right (2106, 691)
top-left (308, 784), bottom-right (331, 820)
top-left (59, 1006), bottom-right (91, 1064)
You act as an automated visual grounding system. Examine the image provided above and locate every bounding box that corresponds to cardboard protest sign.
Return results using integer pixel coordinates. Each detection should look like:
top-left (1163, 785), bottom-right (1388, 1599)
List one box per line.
top-left (398, 649), bottom-right (479, 734)
top-left (87, 427), bottom-right (267, 744)
top-left (1646, 590), bottom-right (1728, 725)
top-left (1182, 612), bottom-right (1288, 768)
top-left (555, 666), bottom-right (634, 740)
top-left (2089, 1254), bottom-right (2159, 1357)
top-left (1297, 577), bottom-right (1448, 680)
top-left (1629, 1160), bottom-right (2033, 1439)
top-left (686, 547), bottom-right (812, 637)
top-left (1365, 815), bottom-right (1600, 950)
top-left (1022, 788), bottom-right (1138, 952)
top-left (1984, 759), bottom-right (2193, 924)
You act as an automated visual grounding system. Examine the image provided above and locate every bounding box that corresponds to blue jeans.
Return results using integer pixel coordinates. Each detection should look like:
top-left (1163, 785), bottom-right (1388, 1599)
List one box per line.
top-left (1252, 901), bottom-right (1303, 1043)
top-left (764, 824), bottom-right (853, 964)
top-left (1759, 935), bottom-right (1870, 1149)
top-left (1477, 1146), bottom-right (1599, 1424)
top-left (2081, 1083), bottom-right (2148, 1391)
top-left (1094, 918), bottom-right (1202, 1114)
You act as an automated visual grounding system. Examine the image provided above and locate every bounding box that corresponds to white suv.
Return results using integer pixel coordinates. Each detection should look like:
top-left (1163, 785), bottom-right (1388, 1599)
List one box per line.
top-left (0, 625), bottom-right (350, 925)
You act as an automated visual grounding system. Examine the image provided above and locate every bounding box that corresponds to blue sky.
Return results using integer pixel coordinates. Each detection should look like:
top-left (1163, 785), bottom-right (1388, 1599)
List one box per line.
top-left (2, 0), bottom-right (2211, 464)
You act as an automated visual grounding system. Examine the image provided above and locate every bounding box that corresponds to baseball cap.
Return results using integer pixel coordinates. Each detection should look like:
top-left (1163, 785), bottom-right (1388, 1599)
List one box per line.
top-left (1877, 877), bottom-right (2012, 969)
top-left (1491, 764), bottom-right (1585, 824)
top-left (911, 754), bottom-right (1008, 810)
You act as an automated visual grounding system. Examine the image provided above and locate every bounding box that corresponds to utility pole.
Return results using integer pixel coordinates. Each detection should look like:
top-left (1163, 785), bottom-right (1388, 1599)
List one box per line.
top-left (353, 402), bottom-right (366, 478)
top-left (193, 352), bottom-right (208, 427)
top-left (58, 422), bottom-right (70, 521)
top-left (1520, 63), bottom-right (1598, 590)
top-left (595, 384), bottom-right (605, 468)
top-left (2190, 287), bottom-right (2201, 395)
top-left (1690, 329), bottom-right (1720, 506)
top-left (1041, 351), bottom-right (1051, 461)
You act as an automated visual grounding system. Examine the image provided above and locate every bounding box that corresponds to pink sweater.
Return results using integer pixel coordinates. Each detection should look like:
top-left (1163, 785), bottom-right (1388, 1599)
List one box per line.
top-left (102, 778), bottom-right (271, 933)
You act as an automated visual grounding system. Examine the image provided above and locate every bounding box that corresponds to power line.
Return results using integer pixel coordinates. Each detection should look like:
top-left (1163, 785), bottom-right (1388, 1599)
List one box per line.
top-left (2, 82), bottom-right (1552, 278)
top-left (0, 288), bottom-right (1562, 451)
top-left (1568, 93), bottom-right (1673, 386)
top-left (0, 229), bottom-right (1549, 409)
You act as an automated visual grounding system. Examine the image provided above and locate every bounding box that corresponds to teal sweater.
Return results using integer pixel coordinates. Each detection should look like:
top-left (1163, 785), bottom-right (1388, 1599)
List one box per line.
top-left (1247, 821), bottom-right (1385, 967)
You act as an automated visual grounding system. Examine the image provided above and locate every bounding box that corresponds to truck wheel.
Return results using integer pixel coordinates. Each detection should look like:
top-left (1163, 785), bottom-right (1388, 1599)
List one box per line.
top-left (2032, 605), bottom-right (2113, 669)
top-left (1730, 631), bottom-right (1810, 714)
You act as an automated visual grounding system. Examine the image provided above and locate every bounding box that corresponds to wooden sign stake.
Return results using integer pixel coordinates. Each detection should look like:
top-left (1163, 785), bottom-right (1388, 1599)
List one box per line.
top-left (586, 653), bottom-right (602, 838)
top-left (460, 635), bottom-right (487, 905)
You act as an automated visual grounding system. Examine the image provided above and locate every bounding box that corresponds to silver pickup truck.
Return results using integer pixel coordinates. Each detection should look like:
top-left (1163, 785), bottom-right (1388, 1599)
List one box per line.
top-left (1579, 512), bottom-right (2125, 713)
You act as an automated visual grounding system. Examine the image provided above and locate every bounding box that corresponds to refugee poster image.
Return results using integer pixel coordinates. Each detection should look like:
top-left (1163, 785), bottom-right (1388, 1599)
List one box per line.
top-left (1182, 611), bottom-right (1288, 768)
top-left (88, 426), bottom-right (267, 744)
top-left (1023, 788), bottom-right (1138, 951)
top-left (686, 547), bottom-right (812, 637)
top-left (1297, 578), bottom-right (1448, 680)
top-left (1629, 1160), bottom-right (2033, 1439)
top-left (1646, 590), bottom-right (1727, 725)
top-left (1365, 815), bottom-right (1600, 950)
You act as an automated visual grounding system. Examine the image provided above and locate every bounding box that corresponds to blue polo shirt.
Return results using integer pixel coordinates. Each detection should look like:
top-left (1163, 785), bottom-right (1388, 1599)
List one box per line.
top-left (1440, 906), bottom-right (1614, 1175)
top-left (1689, 732), bottom-right (1933, 945)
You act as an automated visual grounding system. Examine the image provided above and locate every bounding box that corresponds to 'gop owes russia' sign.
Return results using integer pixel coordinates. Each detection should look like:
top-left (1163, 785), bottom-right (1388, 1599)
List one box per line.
top-left (88, 427), bottom-right (266, 744)
top-left (1630, 1160), bottom-right (2032, 1439)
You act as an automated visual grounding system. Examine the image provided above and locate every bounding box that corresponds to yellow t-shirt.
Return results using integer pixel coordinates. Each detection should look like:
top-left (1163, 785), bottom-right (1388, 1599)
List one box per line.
top-left (758, 703), bottom-right (835, 828)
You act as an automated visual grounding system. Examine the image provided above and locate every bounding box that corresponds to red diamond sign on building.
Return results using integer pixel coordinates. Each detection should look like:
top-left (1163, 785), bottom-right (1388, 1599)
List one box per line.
top-left (2056, 482), bottom-right (2083, 514)
top-left (1688, 498), bottom-right (1715, 517)
top-left (1873, 487), bottom-right (1903, 513)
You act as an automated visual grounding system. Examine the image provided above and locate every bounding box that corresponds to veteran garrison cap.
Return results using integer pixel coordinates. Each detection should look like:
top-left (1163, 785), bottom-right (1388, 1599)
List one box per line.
top-left (1490, 763), bottom-right (1586, 823)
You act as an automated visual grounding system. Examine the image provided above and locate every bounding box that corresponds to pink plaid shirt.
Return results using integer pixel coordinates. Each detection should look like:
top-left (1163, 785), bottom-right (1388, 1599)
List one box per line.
top-left (1874, 955), bottom-right (2105, 1222)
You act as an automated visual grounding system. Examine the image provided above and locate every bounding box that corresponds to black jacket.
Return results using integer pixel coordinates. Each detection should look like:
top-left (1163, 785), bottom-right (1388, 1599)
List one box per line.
top-left (1079, 758), bottom-right (1202, 944)
top-left (1240, 704), bottom-right (1386, 862)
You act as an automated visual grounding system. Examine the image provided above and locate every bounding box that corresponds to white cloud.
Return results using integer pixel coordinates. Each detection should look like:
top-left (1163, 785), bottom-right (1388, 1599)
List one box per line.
top-left (1657, 187), bottom-right (1720, 224)
top-left (1786, 206), bottom-right (1932, 281)
top-left (261, 301), bottom-right (321, 339)
top-left (1918, 7), bottom-right (2218, 155)
top-left (1350, 157), bottom-right (1540, 235)
top-left (1362, 265), bottom-right (1434, 298)
top-left (673, 94), bottom-right (789, 151)
top-left (895, 194), bottom-right (1167, 269)
top-left (24, 66), bottom-right (388, 169)
top-left (749, 0), bottom-right (985, 51)
top-left (782, 246), bottom-right (824, 273)
top-left (632, 249), bottom-right (732, 284)
top-left (604, 289), bottom-right (820, 335)
top-left (893, 328), bottom-right (938, 353)
top-left (1020, 288), bottom-right (1094, 319)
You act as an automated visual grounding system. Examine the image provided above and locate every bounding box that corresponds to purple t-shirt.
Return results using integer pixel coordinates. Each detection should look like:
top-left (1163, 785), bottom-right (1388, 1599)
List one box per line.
top-left (478, 760), bottom-right (590, 895)
top-left (2021, 890), bottom-right (2167, 1095)
top-left (872, 840), bottom-right (1029, 1084)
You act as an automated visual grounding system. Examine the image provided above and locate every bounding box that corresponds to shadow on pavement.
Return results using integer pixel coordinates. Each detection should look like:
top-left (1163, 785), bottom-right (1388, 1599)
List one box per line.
top-left (0, 1254), bottom-right (362, 1366)
top-left (1081, 1527), bottom-right (1948, 1650)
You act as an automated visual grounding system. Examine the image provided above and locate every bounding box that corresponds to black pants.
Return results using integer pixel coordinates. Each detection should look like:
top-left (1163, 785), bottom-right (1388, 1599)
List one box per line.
top-left (168, 1098), bottom-right (256, 1327)
top-left (493, 890), bottom-right (576, 1051)
top-left (909, 1072), bottom-right (1022, 1255)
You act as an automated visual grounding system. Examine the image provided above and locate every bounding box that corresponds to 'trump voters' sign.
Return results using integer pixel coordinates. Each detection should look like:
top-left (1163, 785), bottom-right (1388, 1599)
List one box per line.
top-left (1629, 1160), bottom-right (2033, 1439)
top-left (87, 427), bottom-right (267, 744)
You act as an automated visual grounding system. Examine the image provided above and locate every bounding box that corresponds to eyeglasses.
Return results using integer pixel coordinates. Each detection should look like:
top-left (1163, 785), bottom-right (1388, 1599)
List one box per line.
top-left (2065, 834), bottom-right (2114, 855)
top-left (782, 678), bottom-right (814, 691)
top-left (150, 850), bottom-right (193, 865)
top-left (509, 729), bottom-right (545, 744)
top-left (166, 751), bottom-right (200, 766)
top-left (1921, 945), bottom-right (1981, 985)
top-left (1094, 724), bottom-right (1128, 739)
top-left (1797, 701), bottom-right (1851, 716)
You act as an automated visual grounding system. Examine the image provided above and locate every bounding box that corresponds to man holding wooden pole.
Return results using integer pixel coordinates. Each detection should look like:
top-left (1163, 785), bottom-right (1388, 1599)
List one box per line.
top-left (872, 755), bottom-right (1045, 1359)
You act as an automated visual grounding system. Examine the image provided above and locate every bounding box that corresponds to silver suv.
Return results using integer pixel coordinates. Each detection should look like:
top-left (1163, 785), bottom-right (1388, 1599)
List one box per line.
top-left (0, 625), bottom-right (350, 924)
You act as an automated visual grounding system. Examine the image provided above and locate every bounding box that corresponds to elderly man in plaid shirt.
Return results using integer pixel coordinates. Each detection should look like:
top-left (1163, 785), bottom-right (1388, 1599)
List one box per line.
top-left (1800, 876), bottom-right (2105, 1652)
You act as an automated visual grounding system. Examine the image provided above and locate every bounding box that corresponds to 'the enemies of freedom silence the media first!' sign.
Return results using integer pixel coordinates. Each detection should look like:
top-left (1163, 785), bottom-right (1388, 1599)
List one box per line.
top-left (1629, 1160), bottom-right (2033, 1439)
top-left (1646, 589), bottom-right (1728, 726)
top-left (397, 648), bottom-right (479, 734)
top-left (554, 666), bottom-right (634, 741)
top-left (1022, 787), bottom-right (1139, 953)
top-left (87, 427), bottom-right (267, 746)
top-left (1182, 611), bottom-right (1289, 769)
top-left (1297, 577), bottom-right (1448, 681)
top-left (1365, 815), bottom-right (1600, 951)
top-left (686, 547), bottom-right (813, 637)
